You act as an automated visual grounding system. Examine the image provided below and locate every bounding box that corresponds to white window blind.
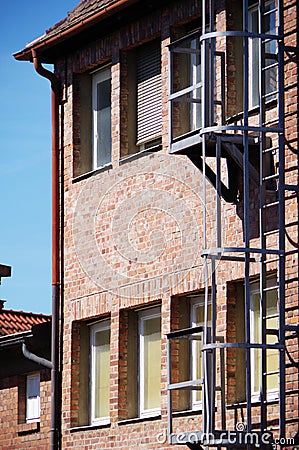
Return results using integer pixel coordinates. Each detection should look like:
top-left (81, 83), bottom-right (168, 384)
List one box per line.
top-left (139, 307), bottom-right (161, 417)
top-left (136, 40), bottom-right (162, 145)
top-left (90, 320), bottom-right (111, 425)
top-left (26, 373), bottom-right (40, 423)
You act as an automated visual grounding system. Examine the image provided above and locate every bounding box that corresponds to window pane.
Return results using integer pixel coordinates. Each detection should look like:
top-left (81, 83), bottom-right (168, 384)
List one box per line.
top-left (266, 290), bottom-right (279, 391)
top-left (252, 286), bottom-right (278, 395)
top-left (94, 328), bottom-right (110, 418)
top-left (143, 316), bottom-right (161, 410)
top-left (253, 293), bottom-right (261, 393)
top-left (170, 34), bottom-right (202, 139)
top-left (249, 2), bottom-right (277, 108)
top-left (96, 78), bottom-right (111, 167)
top-left (192, 302), bottom-right (211, 404)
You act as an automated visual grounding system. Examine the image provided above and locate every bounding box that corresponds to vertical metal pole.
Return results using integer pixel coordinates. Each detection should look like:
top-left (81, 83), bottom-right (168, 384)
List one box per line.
top-left (210, 257), bottom-right (216, 433)
top-left (243, 0), bottom-right (252, 440)
top-left (216, 135), bottom-right (222, 248)
top-left (168, 46), bottom-right (173, 148)
top-left (258, 0), bottom-right (267, 435)
top-left (201, 0), bottom-right (208, 435)
top-left (167, 338), bottom-right (173, 443)
top-left (277, 0), bottom-right (285, 440)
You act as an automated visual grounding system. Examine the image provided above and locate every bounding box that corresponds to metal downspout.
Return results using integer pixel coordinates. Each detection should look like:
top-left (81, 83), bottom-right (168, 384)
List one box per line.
top-left (32, 49), bottom-right (61, 450)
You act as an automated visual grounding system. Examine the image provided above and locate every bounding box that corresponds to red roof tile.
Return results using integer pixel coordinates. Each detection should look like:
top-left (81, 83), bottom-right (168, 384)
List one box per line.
top-left (0, 309), bottom-right (51, 336)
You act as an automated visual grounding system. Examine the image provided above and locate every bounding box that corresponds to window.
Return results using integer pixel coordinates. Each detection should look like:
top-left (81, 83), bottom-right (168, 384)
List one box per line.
top-left (169, 30), bottom-right (202, 143)
top-left (138, 307), bottom-right (161, 417)
top-left (136, 40), bottom-right (162, 148)
top-left (26, 373), bottom-right (40, 423)
top-left (248, 1), bottom-right (277, 108)
top-left (190, 296), bottom-right (211, 410)
top-left (250, 279), bottom-right (279, 401)
top-left (121, 39), bottom-right (162, 158)
top-left (92, 67), bottom-right (111, 169)
top-left (90, 320), bottom-right (110, 425)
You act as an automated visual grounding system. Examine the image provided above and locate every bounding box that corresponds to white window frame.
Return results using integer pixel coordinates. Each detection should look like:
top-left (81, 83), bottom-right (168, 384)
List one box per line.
top-left (92, 67), bottom-right (111, 170)
top-left (190, 35), bottom-right (202, 132)
top-left (138, 307), bottom-right (161, 418)
top-left (26, 372), bottom-right (40, 423)
top-left (248, 0), bottom-right (277, 109)
top-left (90, 320), bottom-right (111, 425)
top-left (190, 295), bottom-right (211, 410)
top-left (250, 278), bottom-right (279, 402)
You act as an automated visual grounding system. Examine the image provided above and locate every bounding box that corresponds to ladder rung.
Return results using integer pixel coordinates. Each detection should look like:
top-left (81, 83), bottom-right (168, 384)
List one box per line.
top-left (262, 62), bottom-right (278, 72)
top-left (168, 379), bottom-right (203, 391)
top-left (263, 285), bottom-right (279, 292)
top-left (264, 257), bottom-right (280, 263)
top-left (263, 173), bottom-right (279, 181)
top-left (263, 229), bottom-right (279, 236)
top-left (262, 116), bottom-right (279, 126)
top-left (263, 200), bottom-right (279, 208)
top-left (263, 370), bottom-right (279, 376)
top-left (263, 145), bottom-right (279, 154)
top-left (262, 6), bottom-right (278, 16)
top-left (263, 313), bottom-right (279, 320)
top-left (262, 87), bottom-right (278, 97)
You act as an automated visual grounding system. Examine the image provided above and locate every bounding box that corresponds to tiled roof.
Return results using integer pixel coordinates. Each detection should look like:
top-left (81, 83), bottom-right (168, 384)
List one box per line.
top-left (0, 309), bottom-right (51, 337)
top-left (14, 0), bottom-right (135, 61)
top-left (45, 0), bottom-right (117, 39)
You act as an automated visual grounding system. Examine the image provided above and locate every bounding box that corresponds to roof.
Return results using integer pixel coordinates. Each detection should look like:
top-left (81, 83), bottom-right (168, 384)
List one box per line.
top-left (45, 0), bottom-right (117, 38)
top-left (0, 309), bottom-right (51, 337)
top-left (14, 0), bottom-right (138, 62)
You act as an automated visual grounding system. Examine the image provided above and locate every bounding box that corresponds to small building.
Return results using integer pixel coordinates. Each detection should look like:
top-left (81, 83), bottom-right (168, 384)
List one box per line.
top-left (0, 300), bottom-right (51, 449)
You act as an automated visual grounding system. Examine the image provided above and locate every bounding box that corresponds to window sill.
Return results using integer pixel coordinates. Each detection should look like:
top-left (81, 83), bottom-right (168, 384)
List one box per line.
top-left (226, 98), bottom-right (277, 124)
top-left (18, 421), bottom-right (40, 435)
top-left (227, 396), bottom-right (279, 409)
top-left (72, 163), bottom-right (113, 183)
top-left (172, 408), bottom-right (203, 417)
top-left (120, 145), bottom-right (162, 165)
top-left (70, 422), bottom-right (111, 433)
top-left (118, 413), bottom-right (161, 425)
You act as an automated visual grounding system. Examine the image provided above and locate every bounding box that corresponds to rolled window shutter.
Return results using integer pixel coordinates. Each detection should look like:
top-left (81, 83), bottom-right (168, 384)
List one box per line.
top-left (136, 40), bottom-right (162, 144)
top-left (26, 373), bottom-right (40, 422)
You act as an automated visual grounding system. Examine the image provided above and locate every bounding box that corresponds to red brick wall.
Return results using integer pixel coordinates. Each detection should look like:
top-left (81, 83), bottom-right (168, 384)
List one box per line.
top-left (54, 0), bottom-right (299, 448)
top-left (0, 370), bottom-right (51, 450)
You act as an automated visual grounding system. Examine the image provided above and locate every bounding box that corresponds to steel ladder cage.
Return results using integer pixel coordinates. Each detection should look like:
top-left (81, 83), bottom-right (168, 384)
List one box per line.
top-left (167, 0), bottom-right (286, 446)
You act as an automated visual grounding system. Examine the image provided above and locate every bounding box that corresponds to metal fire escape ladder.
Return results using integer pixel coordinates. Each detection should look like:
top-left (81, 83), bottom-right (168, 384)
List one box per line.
top-left (167, 0), bottom-right (286, 448)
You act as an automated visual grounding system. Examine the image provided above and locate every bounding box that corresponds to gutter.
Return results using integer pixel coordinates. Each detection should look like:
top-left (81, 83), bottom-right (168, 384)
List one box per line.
top-left (14, 0), bottom-right (138, 61)
top-left (0, 330), bottom-right (32, 347)
top-left (32, 49), bottom-right (61, 450)
top-left (0, 329), bottom-right (52, 369)
top-left (22, 342), bottom-right (52, 369)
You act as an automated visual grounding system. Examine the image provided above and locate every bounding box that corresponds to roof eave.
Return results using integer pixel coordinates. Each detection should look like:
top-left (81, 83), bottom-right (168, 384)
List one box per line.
top-left (14, 0), bottom-right (138, 62)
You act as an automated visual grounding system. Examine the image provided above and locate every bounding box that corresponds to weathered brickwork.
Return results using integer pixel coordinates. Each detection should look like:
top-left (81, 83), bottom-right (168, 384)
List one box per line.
top-left (52, 0), bottom-right (299, 448)
top-left (0, 371), bottom-right (51, 450)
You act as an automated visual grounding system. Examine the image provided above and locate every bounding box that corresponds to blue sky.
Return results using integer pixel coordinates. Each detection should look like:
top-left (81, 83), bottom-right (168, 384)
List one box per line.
top-left (0, 1), bottom-right (78, 314)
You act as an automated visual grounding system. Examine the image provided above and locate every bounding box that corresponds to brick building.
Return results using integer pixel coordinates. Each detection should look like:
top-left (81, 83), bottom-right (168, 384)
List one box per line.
top-left (0, 300), bottom-right (51, 449)
top-left (15, 0), bottom-right (299, 449)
